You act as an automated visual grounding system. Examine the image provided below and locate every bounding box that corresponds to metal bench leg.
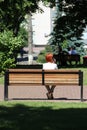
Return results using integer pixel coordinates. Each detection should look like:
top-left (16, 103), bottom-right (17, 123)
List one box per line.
top-left (81, 85), bottom-right (83, 102)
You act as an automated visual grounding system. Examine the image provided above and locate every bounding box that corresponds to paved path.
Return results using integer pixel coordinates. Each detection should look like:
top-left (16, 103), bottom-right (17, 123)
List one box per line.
top-left (0, 85), bottom-right (87, 102)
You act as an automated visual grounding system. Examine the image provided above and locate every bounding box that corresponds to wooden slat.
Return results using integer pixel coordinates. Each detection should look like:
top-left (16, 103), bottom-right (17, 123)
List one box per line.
top-left (9, 69), bottom-right (80, 73)
top-left (44, 72), bottom-right (79, 85)
top-left (9, 73), bottom-right (42, 84)
top-left (8, 69), bottom-right (81, 86)
top-left (9, 80), bottom-right (42, 84)
top-left (9, 83), bottom-right (42, 86)
top-left (9, 75), bottom-right (42, 78)
top-left (44, 69), bottom-right (80, 73)
top-left (9, 69), bottom-right (42, 73)
top-left (44, 74), bottom-right (78, 78)
top-left (9, 74), bottom-right (42, 79)
top-left (44, 79), bottom-right (79, 85)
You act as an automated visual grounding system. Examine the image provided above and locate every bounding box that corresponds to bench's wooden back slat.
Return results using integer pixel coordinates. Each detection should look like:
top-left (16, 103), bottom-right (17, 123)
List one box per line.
top-left (6, 69), bottom-right (82, 86)
top-left (9, 73), bottom-right (42, 85)
top-left (8, 69), bottom-right (43, 85)
top-left (44, 70), bottom-right (79, 85)
top-left (44, 74), bottom-right (79, 80)
top-left (44, 78), bottom-right (79, 85)
top-left (8, 69), bottom-right (42, 72)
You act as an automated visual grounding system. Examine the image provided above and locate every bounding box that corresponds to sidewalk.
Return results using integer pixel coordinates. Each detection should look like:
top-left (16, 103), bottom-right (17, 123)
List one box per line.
top-left (0, 85), bottom-right (87, 102)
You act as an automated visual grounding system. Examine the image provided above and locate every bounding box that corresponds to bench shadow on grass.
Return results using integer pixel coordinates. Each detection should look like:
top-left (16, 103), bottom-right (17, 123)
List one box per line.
top-left (0, 104), bottom-right (87, 130)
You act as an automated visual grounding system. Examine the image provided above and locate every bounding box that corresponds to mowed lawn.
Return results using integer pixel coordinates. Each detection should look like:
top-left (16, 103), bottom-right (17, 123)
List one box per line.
top-left (0, 101), bottom-right (87, 129)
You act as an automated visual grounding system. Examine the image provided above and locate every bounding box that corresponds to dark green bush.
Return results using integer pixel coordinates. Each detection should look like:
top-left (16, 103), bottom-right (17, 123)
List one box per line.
top-left (0, 30), bottom-right (25, 73)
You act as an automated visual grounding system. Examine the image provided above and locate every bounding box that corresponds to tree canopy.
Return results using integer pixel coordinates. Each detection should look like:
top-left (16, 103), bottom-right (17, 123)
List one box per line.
top-left (48, 0), bottom-right (87, 55)
top-left (0, 0), bottom-right (87, 36)
top-left (0, 0), bottom-right (42, 36)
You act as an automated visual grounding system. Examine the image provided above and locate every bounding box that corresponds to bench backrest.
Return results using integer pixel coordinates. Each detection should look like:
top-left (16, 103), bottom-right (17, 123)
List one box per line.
top-left (54, 54), bottom-right (80, 63)
top-left (5, 69), bottom-right (83, 86)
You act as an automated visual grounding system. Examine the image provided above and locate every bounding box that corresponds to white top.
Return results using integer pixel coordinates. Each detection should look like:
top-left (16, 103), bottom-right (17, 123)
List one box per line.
top-left (43, 62), bottom-right (58, 70)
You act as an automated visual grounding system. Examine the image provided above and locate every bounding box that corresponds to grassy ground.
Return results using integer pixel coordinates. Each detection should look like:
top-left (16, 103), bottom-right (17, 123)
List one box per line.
top-left (0, 76), bottom-right (4, 85)
top-left (82, 68), bottom-right (87, 85)
top-left (0, 101), bottom-right (87, 129)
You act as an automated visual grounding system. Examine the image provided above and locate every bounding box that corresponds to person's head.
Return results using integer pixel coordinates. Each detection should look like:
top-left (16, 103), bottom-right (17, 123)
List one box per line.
top-left (45, 53), bottom-right (54, 63)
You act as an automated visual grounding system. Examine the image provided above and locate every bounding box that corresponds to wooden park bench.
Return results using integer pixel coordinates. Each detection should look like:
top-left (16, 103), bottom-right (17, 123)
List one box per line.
top-left (54, 54), bottom-right (80, 66)
top-left (4, 69), bottom-right (83, 101)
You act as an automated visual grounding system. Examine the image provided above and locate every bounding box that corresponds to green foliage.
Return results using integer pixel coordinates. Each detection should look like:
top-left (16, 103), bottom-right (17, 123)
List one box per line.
top-left (48, 0), bottom-right (87, 55)
top-left (18, 26), bottom-right (28, 46)
top-left (37, 45), bottom-right (53, 63)
top-left (62, 40), bottom-right (68, 49)
top-left (61, 39), bottom-right (85, 55)
top-left (0, 0), bottom-right (41, 35)
top-left (37, 53), bottom-right (46, 63)
top-left (0, 30), bottom-right (25, 73)
top-left (0, 76), bottom-right (4, 84)
top-left (37, 49), bottom-right (47, 63)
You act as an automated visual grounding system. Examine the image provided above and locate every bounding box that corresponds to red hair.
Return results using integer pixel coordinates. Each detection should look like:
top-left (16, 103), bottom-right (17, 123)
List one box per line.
top-left (45, 53), bottom-right (53, 62)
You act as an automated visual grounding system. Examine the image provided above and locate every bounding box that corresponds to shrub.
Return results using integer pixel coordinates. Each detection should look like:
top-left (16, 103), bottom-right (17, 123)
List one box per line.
top-left (0, 30), bottom-right (25, 73)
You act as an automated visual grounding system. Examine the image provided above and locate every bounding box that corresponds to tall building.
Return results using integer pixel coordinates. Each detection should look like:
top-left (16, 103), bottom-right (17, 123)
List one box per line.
top-left (32, 2), bottom-right (56, 46)
top-left (31, 2), bottom-right (56, 55)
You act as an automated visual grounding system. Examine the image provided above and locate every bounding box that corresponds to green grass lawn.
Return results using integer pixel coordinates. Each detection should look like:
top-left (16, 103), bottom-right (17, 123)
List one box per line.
top-left (0, 76), bottom-right (4, 85)
top-left (0, 101), bottom-right (87, 129)
top-left (83, 68), bottom-right (87, 85)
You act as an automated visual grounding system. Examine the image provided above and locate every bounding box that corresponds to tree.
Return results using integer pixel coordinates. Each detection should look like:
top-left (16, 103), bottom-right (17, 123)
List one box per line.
top-left (0, 0), bottom-right (87, 38)
top-left (18, 25), bottom-right (28, 46)
top-left (0, 0), bottom-right (42, 36)
top-left (48, 0), bottom-right (87, 55)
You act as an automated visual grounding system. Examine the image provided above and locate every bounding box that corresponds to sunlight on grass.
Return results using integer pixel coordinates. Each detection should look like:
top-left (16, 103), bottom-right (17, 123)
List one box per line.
top-left (83, 68), bottom-right (87, 85)
top-left (1, 101), bottom-right (87, 108)
top-left (0, 76), bottom-right (4, 85)
top-left (0, 101), bottom-right (87, 129)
